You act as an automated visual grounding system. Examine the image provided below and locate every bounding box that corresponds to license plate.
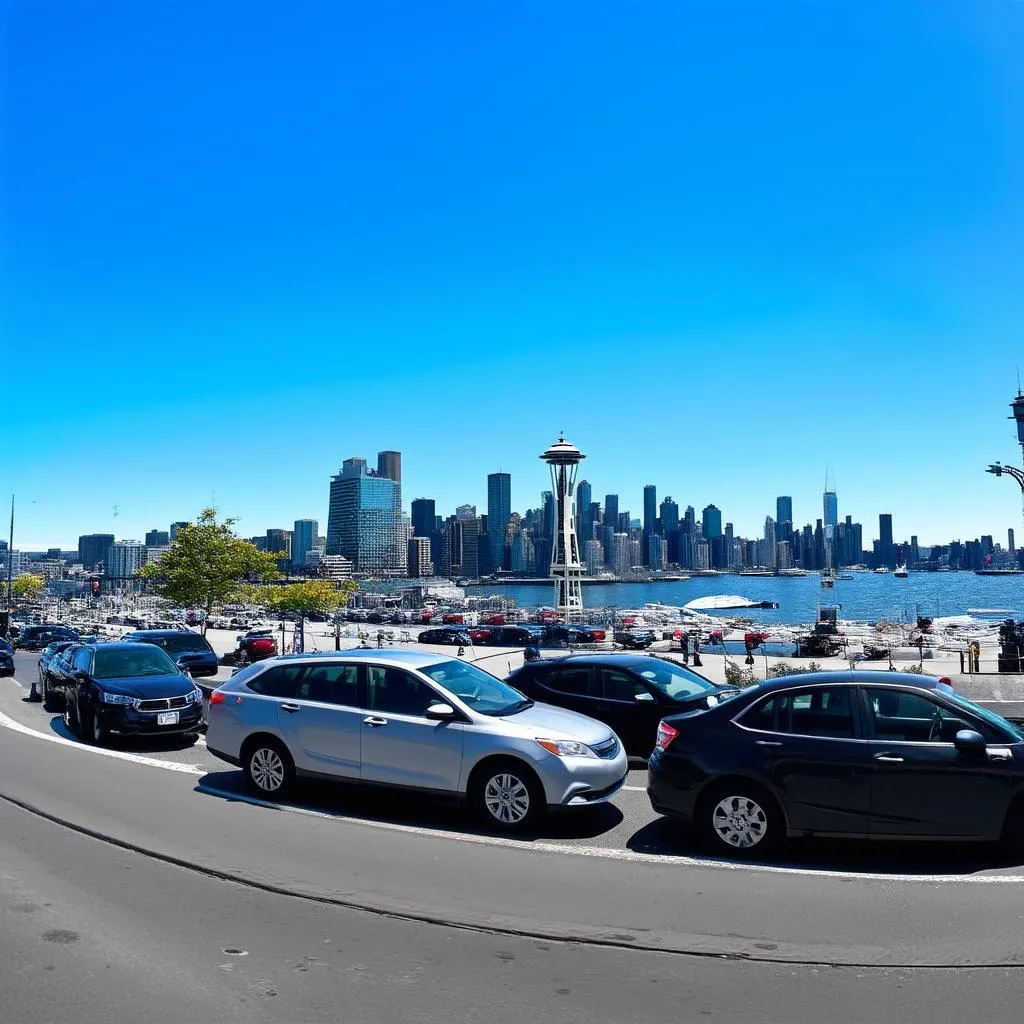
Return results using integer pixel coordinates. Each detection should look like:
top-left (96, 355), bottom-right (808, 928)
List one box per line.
top-left (157, 711), bottom-right (179, 726)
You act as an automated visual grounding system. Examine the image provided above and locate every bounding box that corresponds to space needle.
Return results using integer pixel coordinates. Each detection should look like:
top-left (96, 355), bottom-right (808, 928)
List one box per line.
top-left (540, 436), bottom-right (586, 620)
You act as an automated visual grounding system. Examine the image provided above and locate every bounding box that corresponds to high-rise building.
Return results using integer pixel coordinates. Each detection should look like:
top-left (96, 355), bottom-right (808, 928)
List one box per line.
top-left (603, 494), bottom-right (619, 561)
top-left (106, 540), bottom-right (146, 579)
top-left (456, 504), bottom-right (476, 519)
top-left (170, 522), bottom-right (189, 541)
top-left (441, 517), bottom-right (463, 578)
top-left (292, 520), bottom-right (319, 567)
top-left (775, 540), bottom-right (793, 569)
top-left (584, 538), bottom-right (604, 575)
top-left (459, 517), bottom-right (482, 578)
top-left (762, 516), bottom-right (777, 568)
top-left (376, 450), bottom-right (402, 484)
top-left (326, 457), bottom-right (407, 574)
top-left (576, 480), bottom-right (592, 546)
top-left (1010, 528), bottom-right (1017, 554)
top-left (266, 529), bottom-right (290, 558)
top-left (642, 485), bottom-right (657, 566)
top-left (611, 533), bottom-right (632, 577)
top-left (407, 536), bottom-right (432, 578)
top-left (411, 499), bottom-right (436, 539)
top-left (823, 491), bottom-right (838, 528)
top-left (776, 497), bottom-right (793, 526)
top-left (702, 504), bottom-right (723, 539)
top-left (878, 513), bottom-right (895, 568)
top-left (660, 497), bottom-right (680, 563)
top-left (145, 529), bottom-right (169, 547)
top-left (487, 472), bottom-right (512, 573)
top-left (78, 534), bottom-right (115, 571)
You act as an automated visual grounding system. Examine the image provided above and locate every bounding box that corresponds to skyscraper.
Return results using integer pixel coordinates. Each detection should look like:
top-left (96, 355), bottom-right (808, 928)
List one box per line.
top-left (170, 521), bottom-right (189, 541)
top-left (487, 472), bottom-right (512, 572)
top-left (106, 540), bottom-right (146, 579)
top-left (145, 529), bottom-right (169, 547)
top-left (78, 534), bottom-right (115, 572)
top-left (326, 457), bottom-right (407, 574)
top-left (576, 480), bottom-right (592, 545)
top-left (660, 497), bottom-right (680, 563)
top-left (878, 513), bottom-right (895, 568)
top-left (776, 496), bottom-right (793, 525)
top-left (823, 491), bottom-right (838, 528)
top-left (292, 520), bottom-right (319, 567)
top-left (407, 536), bottom-right (432, 577)
top-left (702, 504), bottom-right (723, 539)
top-left (411, 499), bottom-right (436, 539)
top-left (376, 451), bottom-right (402, 484)
top-left (642, 484), bottom-right (657, 566)
top-left (603, 494), bottom-right (619, 562)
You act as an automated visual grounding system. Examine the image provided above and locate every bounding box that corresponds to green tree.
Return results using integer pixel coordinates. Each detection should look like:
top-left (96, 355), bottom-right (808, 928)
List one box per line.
top-left (2, 573), bottom-right (46, 603)
top-left (139, 508), bottom-right (283, 633)
top-left (260, 579), bottom-right (358, 631)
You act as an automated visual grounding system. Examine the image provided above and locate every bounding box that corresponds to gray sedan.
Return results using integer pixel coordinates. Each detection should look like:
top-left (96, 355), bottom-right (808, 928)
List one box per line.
top-left (205, 649), bottom-right (628, 833)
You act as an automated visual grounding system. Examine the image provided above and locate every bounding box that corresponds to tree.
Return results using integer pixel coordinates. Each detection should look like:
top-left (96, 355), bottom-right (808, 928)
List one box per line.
top-left (260, 579), bottom-right (358, 626)
top-left (139, 508), bottom-right (283, 633)
top-left (1, 573), bottom-right (46, 603)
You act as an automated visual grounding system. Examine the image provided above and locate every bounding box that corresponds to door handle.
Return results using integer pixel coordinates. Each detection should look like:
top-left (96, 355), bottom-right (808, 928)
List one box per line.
top-left (874, 753), bottom-right (904, 764)
top-left (363, 716), bottom-right (388, 728)
top-left (755, 740), bottom-right (782, 747)
top-left (280, 703), bottom-right (301, 713)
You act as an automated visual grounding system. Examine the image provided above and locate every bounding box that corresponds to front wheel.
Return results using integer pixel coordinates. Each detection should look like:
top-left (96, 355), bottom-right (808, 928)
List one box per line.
top-left (85, 707), bottom-right (108, 746)
top-left (63, 695), bottom-right (80, 737)
top-left (243, 739), bottom-right (294, 798)
top-left (470, 759), bottom-right (545, 835)
top-left (698, 784), bottom-right (781, 859)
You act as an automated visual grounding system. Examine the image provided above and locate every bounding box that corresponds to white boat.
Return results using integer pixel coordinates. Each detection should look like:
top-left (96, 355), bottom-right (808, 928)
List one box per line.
top-left (820, 570), bottom-right (836, 589)
top-left (777, 568), bottom-right (807, 577)
top-left (894, 565), bottom-right (908, 578)
top-left (874, 567), bottom-right (889, 574)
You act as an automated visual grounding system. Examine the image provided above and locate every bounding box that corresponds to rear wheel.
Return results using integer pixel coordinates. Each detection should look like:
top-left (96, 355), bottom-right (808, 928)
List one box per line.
top-left (697, 783), bottom-right (781, 859)
top-left (470, 758), bottom-right (545, 835)
top-left (243, 738), bottom-right (294, 798)
top-left (42, 676), bottom-right (63, 713)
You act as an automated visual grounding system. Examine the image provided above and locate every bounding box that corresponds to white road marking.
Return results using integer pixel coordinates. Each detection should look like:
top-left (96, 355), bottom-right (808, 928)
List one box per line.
top-left (3, 700), bottom-right (1024, 884)
top-left (622, 785), bottom-right (646, 791)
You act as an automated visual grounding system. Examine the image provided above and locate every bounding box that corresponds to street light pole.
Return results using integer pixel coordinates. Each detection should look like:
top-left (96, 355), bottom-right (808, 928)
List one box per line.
top-left (4, 495), bottom-right (13, 638)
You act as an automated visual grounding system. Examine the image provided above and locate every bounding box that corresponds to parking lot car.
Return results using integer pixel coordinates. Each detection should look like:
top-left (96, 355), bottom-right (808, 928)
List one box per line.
top-left (206, 649), bottom-right (627, 833)
top-left (56, 642), bottom-right (204, 746)
top-left (647, 670), bottom-right (1024, 859)
top-left (613, 629), bottom-right (657, 649)
top-left (418, 627), bottom-right (472, 646)
top-left (545, 624), bottom-right (607, 646)
top-left (507, 653), bottom-right (738, 758)
top-left (230, 629), bottom-right (279, 665)
top-left (121, 628), bottom-right (220, 677)
top-left (16, 625), bottom-right (81, 651)
top-left (37, 641), bottom-right (79, 708)
top-left (0, 639), bottom-right (13, 677)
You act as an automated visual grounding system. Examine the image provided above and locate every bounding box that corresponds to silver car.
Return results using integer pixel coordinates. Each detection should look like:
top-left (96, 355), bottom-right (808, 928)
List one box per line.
top-left (205, 649), bottom-right (628, 833)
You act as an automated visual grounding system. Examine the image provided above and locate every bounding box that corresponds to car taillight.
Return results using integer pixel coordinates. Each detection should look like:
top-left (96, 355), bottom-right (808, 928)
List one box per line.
top-left (655, 720), bottom-right (679, 751)
top-left (592, 630), bottom-right (606, 641)
top-left (251, 639), bottom-right (275, 653)
top-left (209, 691), bottom-right (225, 705)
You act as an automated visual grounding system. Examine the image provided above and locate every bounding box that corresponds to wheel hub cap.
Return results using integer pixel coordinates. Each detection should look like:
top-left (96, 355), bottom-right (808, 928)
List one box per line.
top-left (712, 796), bottom-right (767, 849)
top-left (484, 774), bottom-right (530, 824)
top-left (251, 749), bottom-right (285, 791)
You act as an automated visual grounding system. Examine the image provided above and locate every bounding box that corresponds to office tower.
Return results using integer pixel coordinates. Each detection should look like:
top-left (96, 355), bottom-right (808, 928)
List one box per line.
top-left (576, 480), bottom-right (592, 545)
top-left (144, 529), bottom-right (169, 547)
top-left (411, 499), bottom-right (436, 539)
top-left (612, 533), bottom-right (632, 576)
top-left (78, 534), bottom-right (115, 571)
top-left (603, 494), bottom-right (619, 562)
top-left (646, 533), bottom-right (666, 570)
top-left (170, 522), bottom-right (189, 541)
top-left (266, 529), bottom-right (290, 557)
top-left (456, 504), bottom-right (476, 519)
top-left (775, 540), bottom-right (793, 569)
top-left (460, 517), bottom-right (481, 577)
top-left (376, 451), bottom-right (402, 484)
top-left (762, 517), bottom-right (777, 568)
top-left (642, 485), bottom-right (657, 566)
top-left (487, 472), bottom-right (512, 572)
top-left (588, 502), bottom-right (602, 541)
top-left (292, 520), bottom-right (319, 567)
top-left (441, 517), bottom-right (463, 577)
top-left (823, 490), bottom-right (838, 528)
top-left (106, 540), bottom-right (146, 579)
top-left (326, 457), bottom-right (407, 574)
top-left (702, 504), bottom-right (723, 539)
top-left (540, 437), bottom-right (586, 618)
top-left (585, 538), bottom-right (604, 575)
top-left (878, 513), bottom-right (895, 568)
top-left (695, 536), bottom-right (711, 569)
top-left (407, 536), bottom-right (432, 577)
top-left (1010, 528), bottom-right (1017, 554)
top-left (660, 497), bottom-right (680, 563)
top-left (776, 497), bottom-right (793, 526)
top-left (909, 535), bottom-right (920, 567)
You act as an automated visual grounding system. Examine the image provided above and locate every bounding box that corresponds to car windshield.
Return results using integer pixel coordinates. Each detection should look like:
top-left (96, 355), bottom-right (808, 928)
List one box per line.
top-left (421, 660), bottom-right (531, 716)
top-left (93, 647), bottom-right (179, 679)
top-left (633, 659), bottom-right (719, 700)
top-left (142, 633), bottom-right (210, 654)
top-left (938, 685), bottom-right (1024, 742)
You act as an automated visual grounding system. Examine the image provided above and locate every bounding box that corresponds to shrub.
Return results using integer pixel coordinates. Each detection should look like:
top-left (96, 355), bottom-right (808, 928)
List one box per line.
top-left (724, 661), bottom-right (759, 687)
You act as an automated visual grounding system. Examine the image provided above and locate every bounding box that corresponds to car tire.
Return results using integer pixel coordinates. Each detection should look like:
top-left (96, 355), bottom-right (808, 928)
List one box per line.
top-left (41, 676), bottom-right (62, 713)
top-left (470, 758), bottom-right (546, 835)
top-left (1000, 797), bottom-right (1024, 852)
top-left (86, 707), bottom-right (108, 747)
top-left (697, 782), bottom-right (782, 859)
top-left (63, 696), bottom-right (80, 737)
top-left (242, 738), bottom-right (294, 799)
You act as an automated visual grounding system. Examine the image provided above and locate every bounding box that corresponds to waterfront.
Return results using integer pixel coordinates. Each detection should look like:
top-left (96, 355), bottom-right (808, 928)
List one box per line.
top-left (467, 572), bottom-right (1024, 626)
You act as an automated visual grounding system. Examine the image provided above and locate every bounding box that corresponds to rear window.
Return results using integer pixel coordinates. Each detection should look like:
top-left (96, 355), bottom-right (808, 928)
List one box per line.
top-left (136, 633), bottom-right (213, 654)
top-left (93, 646), bottom-right (178, 679)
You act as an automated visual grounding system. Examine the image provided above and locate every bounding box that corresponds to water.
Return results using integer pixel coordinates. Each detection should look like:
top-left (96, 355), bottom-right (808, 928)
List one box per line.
top-left (466, 573), bottom-right (1024, 626)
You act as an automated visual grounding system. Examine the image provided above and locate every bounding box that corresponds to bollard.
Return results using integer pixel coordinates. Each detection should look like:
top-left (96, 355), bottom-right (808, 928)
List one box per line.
top-left (959, 651), bottom-right (965, 674)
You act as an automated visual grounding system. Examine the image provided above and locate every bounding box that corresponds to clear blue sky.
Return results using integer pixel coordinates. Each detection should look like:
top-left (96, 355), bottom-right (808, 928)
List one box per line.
top-left (4, 1), bottom-right (1024, 549)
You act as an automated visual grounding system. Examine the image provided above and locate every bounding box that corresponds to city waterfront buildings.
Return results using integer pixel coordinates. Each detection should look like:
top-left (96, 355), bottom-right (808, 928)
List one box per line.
top-left (292, 519), bottom-right (319, 567)
top-left (326, 456), bottom-right (406, 575)
top-left (78, 533), bottom-right (114, 572)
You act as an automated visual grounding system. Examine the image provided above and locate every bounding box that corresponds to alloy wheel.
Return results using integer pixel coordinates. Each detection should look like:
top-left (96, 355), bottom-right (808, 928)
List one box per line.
top-left (711, 795), bottom-right (769, 849)
top-left (483, 773), bottom-right (531, 825)
top-left (250, 747), bottom-right (286, 793)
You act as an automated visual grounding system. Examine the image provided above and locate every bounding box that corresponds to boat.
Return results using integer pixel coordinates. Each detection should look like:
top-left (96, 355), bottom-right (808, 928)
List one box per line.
top-left (975, 569), bottom-right (1024, 576)
top-left (874, 567), bottom-right (889, 574)
top-left (894, 565), bottom-right (908, 578)
top-left (820, 570), bottom-right (835, 589)
top-left (837, 574), bottom-right (854, 580)
top-left (683, 595), bottom-right (779, 611)
top-left (776, 568), bottom-right (807, 577)
top-left (739, 569), bottom-right (773, 577)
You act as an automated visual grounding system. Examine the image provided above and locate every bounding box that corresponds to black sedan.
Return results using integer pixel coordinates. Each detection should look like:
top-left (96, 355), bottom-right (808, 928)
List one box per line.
top-left (56, 642), bottom-right (203, 746)
top-left (506, 654), bottom-right (738, 757)
top-left (121, 628), bottom-right (219, 677)
top-left (418, 627), bottom-right (472, 646)
top-left (16, 625), bottom-right (81, 651)
top-left (0, 638), bottom-right (13, 678)
top-left (647, 671), bottom-right (1024, 858)
top-left (37, 641), bottom-right (80, 708)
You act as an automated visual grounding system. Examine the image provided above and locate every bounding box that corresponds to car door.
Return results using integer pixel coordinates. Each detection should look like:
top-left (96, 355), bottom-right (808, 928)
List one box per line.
top-left (737, 685), bottom-right (870, 836)
top-left (275, 662), bottom-right (363, 780)
top-left (359, 665), bottom-right (464, 792)
top-left (595, 665), bottom-right (663, 756)
top-left (534, 664), bottom-right (597, 721)
top-left (862, 686), bottom-right (1014, 839)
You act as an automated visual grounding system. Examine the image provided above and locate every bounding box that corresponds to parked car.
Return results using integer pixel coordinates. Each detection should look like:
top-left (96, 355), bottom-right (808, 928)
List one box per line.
top-left (206, 649), bottom-right (627, 833)
top-left (227, 629), bottom-right (279, 665)
top-left (468, 627), bottom-right (493, 644)
top-left (16, 625), bottom-right (81, 651)
top-left (506, 654), bottom-right (738, 757)
top-left (545, 624), bottom-right (606, 646)
top-left (121, 629), bottom-right (219, 677)
top-left (37, 641), bottom-right (80, 708)
top-left (0, 641), bottom-right (13, 677)
top-left (55, 642), bottom-right (203, 745)
top-left (418, 627), bottom-right (472, 646)
top-left (614, 629), bottom-right (657, 649)
top-left (488, 625), bottom-right (546, 647)
top-left (647, 670), bottom-right (1024, 859)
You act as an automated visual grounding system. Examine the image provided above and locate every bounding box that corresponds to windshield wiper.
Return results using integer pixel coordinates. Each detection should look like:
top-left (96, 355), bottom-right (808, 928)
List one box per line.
top-left (499, 699), bottom-right (535, 716)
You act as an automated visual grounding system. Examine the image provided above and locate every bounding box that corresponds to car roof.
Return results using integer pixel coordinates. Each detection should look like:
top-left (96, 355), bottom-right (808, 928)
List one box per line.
top-left (516, 652), bottom-right (670, 669)
top-left (266, 648), bottom-right (461, 670)
top-left (743, 670), bottom-right (946, 694)
top-left (73, 641), bottom-right (171, 653)
top-left (124, 629), bottom-right (197, 637)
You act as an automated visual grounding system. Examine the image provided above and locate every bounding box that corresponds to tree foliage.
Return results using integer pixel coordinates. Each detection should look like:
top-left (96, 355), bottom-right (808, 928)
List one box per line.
top-left (261, 580), bottom-right (358, 618)
top-left (2, 573), bottom-right (46, 602)
top-left (139, 509), bottom-right (283, 631)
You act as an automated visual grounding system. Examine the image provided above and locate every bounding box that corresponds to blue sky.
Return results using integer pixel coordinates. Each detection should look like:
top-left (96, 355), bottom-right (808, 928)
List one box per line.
top-left (4, 1), bottom-right (1024, 549)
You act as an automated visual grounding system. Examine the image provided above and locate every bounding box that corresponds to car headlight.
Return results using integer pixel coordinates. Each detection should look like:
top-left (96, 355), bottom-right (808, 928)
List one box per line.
top-left (101, 692), bottom-right (135, 706)
top-left (187, 687), bottom-right (203, 704)
top-left (536, 738), bottom-right (597, 758)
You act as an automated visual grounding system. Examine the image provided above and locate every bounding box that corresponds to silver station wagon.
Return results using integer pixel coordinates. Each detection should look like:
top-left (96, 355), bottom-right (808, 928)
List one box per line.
top-left (205, 649), bottom-right (628, 833)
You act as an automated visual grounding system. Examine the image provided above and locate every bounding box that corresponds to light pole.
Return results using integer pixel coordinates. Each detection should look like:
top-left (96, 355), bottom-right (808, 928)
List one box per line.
top-left (986, 391), bottom-right (1024, 538)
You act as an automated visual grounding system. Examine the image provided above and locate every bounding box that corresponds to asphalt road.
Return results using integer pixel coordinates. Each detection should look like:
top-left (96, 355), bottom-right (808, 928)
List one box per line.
top-left (5, 651), bottom-right (1024, 1021)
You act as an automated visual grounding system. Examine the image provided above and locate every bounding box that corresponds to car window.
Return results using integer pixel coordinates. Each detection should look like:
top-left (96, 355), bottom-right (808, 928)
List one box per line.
top-left (421, 659), bottom-right (528, 716)
top-left (93, 646), bottom-right (178, 679)
top-left (295, 663), bottom-right (359, 706)
top-left (246, 665), bottom-right (305, 699)
top-left (864, 687), bottom-right (1002, 743)
top-left (366, 666), bottom-right (440, 717)
top-left (72, 649), bottom-right (92, 673)
top-left (548, 666), bottom-right (592, 696)
top-left (600, 668), bottom-right (649, 702)
top-left (741, 687), bottom-right (855, 738)
top-left (634, 660), bottom-right (717, 701)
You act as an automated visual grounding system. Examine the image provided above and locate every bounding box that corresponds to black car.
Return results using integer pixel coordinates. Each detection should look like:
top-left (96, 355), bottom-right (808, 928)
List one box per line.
top-left (418, 626), bottom-right (472, 645)
top-left (122, 628), bottom-right (219, 677)
top-left (487, 625), bottom-right (546, 646)
top-left (56, 641), bottom-right (203, 745)
top-left (16, 625), bottom-right (81, 651)
top-left (0, 640), bottom-right (13, 678)
top-left (506, 654), bottom-right (738, 757)
top-left (647, 671), bottom-right (1024, 859)
top-left (614, 629), bottom-right (658, 649)
top-left (37, 641), bottom-right (80, 708)
top-left (545, 624), bottom-right (607, 645)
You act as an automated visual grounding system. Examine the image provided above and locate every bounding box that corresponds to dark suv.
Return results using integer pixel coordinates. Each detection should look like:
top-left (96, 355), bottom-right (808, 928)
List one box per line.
top-left (122, 629), bottom-right (219, 677)
top-left (506, 654), bottom-right (738, 757)
top-left (16, 625), bottom-right (81, 651)
top-left (57, 642), bottom-right (203, 745)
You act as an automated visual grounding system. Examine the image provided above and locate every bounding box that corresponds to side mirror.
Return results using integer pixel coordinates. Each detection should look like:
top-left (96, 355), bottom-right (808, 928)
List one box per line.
top-left (954, 729), bottom-right (987, 755)
top-left (425, 703), bottom-right (456, 722)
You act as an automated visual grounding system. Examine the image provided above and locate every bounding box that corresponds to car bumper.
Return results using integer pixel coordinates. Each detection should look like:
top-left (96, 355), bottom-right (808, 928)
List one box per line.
top-left (96, 704), bottom-right (204, 737)
top-left (646, 755), bottom-right (698, 821)
top-left (539, 745), bottom-right (630, 808)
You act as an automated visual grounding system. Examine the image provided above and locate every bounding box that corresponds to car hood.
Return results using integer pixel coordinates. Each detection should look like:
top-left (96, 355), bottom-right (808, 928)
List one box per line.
top-left (497, 701), bottom-right (614, 744)
top-left (94, 673), bottom-right (195, 698)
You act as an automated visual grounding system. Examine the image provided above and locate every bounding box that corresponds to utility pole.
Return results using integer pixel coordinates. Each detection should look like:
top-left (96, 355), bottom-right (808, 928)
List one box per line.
top-left (3, 495), bottom-right (13, 638)
top-left (986, 390), bottom-right (1024, 531)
